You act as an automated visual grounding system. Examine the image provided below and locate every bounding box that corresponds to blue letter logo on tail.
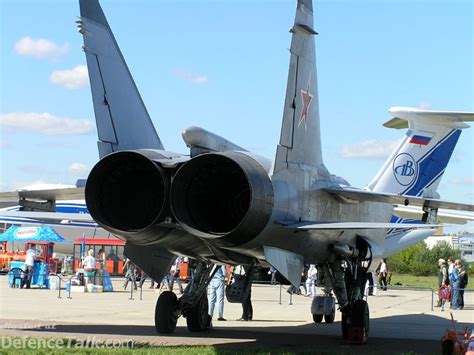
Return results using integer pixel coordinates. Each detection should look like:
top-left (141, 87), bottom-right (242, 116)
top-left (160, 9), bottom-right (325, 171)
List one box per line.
top-left (393, 153), bottom-right (417, 186)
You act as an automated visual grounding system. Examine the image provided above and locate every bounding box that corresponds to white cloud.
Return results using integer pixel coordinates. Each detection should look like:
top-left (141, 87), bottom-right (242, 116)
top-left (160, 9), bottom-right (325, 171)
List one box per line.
top-left (173, 69), bottom-right (208, 84)
top-left (68, 163), bottom-right (90, 177)
top-left (14, 36), bottom-right (69, 59)
top-left (49, 65), bottom-right (89, 89)
top-left (18, 165), bottom-right (60, 175)
top-left (0, 112), bottom-right (94, 135)
top-left (0, 140), bottom-right (11, 149)
top-left (340, 139), bottom-right (400, 159)
top-left (450, 177), bottom-right (474, 185)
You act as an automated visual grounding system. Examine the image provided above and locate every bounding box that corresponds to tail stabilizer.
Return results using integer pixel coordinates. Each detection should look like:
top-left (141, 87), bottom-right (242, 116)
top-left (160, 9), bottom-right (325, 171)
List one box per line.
top-left (274, 0), bottom-right (326, 174)
top-left (367, 107), bottom-right (473, 197)
top-left (78, 0), bottom-right (164, 158)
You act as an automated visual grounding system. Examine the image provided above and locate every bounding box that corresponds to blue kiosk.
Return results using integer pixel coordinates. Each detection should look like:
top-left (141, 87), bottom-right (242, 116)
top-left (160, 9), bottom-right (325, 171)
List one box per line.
top-left (0, 226), bottom-right (66, 288)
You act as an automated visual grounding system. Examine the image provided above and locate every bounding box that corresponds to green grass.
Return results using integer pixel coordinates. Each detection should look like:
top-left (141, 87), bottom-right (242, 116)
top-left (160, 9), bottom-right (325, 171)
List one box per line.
top-left (0, 340), bottom-right (363, 355)
top-left (389, 273), bottom-right (439, 289)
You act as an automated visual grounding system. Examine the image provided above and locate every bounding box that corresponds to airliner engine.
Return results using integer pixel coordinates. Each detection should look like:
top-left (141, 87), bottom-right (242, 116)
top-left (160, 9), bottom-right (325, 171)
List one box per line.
top-left (170, 151), bottom-right (274, 246)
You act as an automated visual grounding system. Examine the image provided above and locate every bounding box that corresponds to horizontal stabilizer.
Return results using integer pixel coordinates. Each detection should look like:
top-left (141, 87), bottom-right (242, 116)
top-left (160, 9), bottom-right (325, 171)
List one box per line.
top-left (324, 187), bottom-right (474, 212)
top-left (0, 187), bottom-right (85, 204)
top-left (283, 221), bottom-right (440, 230)
top-left (384, 107), bottom-right (474, 130)
top-left (393, 206), bottom-right (474, 225)
top-left (0, 211), bottom-right (94, 223)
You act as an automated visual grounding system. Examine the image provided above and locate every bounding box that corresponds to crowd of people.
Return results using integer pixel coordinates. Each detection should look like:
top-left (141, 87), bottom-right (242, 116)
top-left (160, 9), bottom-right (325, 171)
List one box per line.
top-left (437, 258), bottom-right (468, 311)
top-left (117, 255), bottom-right (468, 322)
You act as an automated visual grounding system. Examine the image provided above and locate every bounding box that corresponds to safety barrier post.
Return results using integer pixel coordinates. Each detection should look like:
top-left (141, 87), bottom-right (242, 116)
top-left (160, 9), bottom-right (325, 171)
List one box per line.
top-left (289, 292), bottom-right (293, 305)
top-left (57, 276), bottom-right (61, 299)
top-left (279, 283), bottom-right (282, 305)
top-left (129, 284), bottom-right (134, 300)
top-left (140, 284), bottom-right (143, 300)
top-left (67, 276), bottom-right (73, 299)
top-left (431, 289), bottom-right (434, 311)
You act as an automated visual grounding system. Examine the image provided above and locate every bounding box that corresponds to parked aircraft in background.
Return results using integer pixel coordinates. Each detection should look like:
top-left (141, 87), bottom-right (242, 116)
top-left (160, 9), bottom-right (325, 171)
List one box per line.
top-left (0, 0), bottom-right (472, 343)
top-left (0, 182), bottom-right (112, 254)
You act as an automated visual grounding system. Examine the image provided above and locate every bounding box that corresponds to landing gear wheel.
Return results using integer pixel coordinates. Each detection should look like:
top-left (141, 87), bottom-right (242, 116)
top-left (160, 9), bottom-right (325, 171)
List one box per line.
top-left (186, 294), bottom-right (211, 332)
top-left (351, 300), bottom-right (369, 335)
top-left (312, 314), bottom-right (323, 323)
top-left (347, 299), bottom-right (369, 343)
top-left (324, 304), bottom-right (336, 323)
top-left (155, 291), bottom-right (179, 334)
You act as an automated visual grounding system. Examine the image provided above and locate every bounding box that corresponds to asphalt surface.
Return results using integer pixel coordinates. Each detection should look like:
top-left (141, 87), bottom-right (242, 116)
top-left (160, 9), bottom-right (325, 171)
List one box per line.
top-left (1, 276), bottom-right (472, 353)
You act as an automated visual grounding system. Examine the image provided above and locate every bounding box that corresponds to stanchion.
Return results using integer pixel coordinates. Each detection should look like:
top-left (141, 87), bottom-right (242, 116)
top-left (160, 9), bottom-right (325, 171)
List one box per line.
top-left (140, 284), bottom-right (143, 300)
top-left (431, 289), bottom-right (434, 311)
top-left (279, 283), bottom-right (282, 305)
top-left (57, 276), bottom-right (62, 299)
top-left (129, 284), bottom-right (134, 300)
top-left (289, 291), bottom-right (293, 305)
top-left (67, 276), bottom-right (73, 299)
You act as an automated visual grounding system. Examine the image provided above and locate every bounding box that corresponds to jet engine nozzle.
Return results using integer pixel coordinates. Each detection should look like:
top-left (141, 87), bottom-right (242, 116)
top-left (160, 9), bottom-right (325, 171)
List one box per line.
top-left (170, 151), bottom-right (274, 245)
top-left (85, 150), bottom-right (171, 242)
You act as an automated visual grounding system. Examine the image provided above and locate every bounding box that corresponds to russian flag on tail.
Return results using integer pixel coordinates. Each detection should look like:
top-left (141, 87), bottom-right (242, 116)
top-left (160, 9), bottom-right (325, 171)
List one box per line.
top-left (409, 134), bottom-right (432, 145)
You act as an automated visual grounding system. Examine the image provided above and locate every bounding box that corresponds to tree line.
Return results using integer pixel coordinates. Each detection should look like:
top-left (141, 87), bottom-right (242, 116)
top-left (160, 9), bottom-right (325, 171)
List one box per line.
top-left (388, 241), bottom-right (471, 276)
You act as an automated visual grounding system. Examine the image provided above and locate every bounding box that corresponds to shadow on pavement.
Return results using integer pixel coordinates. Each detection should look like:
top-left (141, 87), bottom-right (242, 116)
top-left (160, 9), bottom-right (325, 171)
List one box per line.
top-left (15, 313), bottom-right (464, 353)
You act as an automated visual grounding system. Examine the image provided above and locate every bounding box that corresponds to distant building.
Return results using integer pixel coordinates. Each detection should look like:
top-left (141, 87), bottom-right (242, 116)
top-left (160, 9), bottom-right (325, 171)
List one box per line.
top-left (459, 233), bottom-right (474, 262)
top-left (425, 232), bottom-right (474, 262)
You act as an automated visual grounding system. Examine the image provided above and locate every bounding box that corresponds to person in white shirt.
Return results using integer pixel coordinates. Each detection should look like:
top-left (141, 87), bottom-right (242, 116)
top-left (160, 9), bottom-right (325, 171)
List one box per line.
top-left (22, 244), bottom-right (36, 288)
top-left (305, 264), bottom-right (317, 298)
top-left (81, 249), bottom-right (97, 285)
top-left (378, 259), bottom-right (388, 291)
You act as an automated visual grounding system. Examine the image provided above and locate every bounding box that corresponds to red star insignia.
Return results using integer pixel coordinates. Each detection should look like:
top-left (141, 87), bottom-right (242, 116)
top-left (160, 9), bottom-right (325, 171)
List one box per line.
top-left (298, 78), bottom-right (313, 130)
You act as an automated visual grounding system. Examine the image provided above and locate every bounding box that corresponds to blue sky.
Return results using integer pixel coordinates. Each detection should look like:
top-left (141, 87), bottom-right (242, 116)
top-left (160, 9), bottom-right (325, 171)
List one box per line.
top-left (0, 0), bottom-right (472, 231)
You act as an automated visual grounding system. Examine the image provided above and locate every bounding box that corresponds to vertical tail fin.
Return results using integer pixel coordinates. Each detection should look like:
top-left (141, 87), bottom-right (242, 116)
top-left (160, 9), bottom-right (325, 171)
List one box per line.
top-left (368, 107), bottom-right (473, 197)
top-left (78, 0), bottom-right (164, 158)
top-left (274, 0), bottom-right (326, 174)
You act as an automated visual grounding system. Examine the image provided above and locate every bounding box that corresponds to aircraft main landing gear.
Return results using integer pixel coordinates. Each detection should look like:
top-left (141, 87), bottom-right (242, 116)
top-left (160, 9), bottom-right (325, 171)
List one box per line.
top-left (154, 261), bottom-right (217, 334)
top-left (318, 238), bottom-right (372, 343)
top-left (185, 293), bottom-right (212, 332)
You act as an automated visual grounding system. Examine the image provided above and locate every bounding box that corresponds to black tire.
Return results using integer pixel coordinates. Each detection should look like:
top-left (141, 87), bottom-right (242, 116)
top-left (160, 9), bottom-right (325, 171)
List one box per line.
top-left (324, 304), bottom-right (336, 323)
top-left (155, 291), bottom-right (178, 334)
top-left (313, 314), bottom-right (323, 323)
top-left (186, 294), bottom-right (211, 332)
top-left (351, 299), bottom-right (369, 342)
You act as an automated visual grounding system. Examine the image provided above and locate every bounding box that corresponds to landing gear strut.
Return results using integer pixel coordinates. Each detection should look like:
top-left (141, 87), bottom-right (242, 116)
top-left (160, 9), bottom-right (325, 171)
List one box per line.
top-left (154, 261), bottom-right (217, 334)
top-left (318, 238), bottom-right (372, 343)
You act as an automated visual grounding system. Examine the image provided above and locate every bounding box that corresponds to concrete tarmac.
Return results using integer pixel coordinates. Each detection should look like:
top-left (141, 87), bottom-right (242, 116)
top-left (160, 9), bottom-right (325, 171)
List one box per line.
top-left (0, 276), bottom-right (472, 353)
